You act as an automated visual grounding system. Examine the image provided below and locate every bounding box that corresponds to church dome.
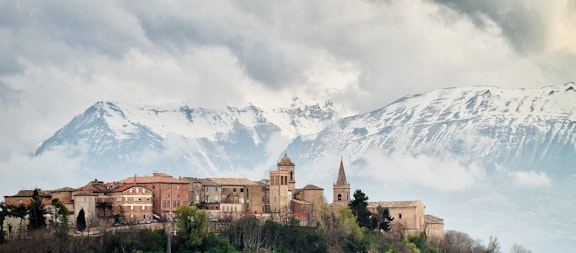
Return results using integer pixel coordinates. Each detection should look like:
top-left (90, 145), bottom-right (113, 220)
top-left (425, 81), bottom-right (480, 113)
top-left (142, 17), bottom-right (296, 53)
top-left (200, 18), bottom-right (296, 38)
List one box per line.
top-left (278, 153), bottom-right (294, 166)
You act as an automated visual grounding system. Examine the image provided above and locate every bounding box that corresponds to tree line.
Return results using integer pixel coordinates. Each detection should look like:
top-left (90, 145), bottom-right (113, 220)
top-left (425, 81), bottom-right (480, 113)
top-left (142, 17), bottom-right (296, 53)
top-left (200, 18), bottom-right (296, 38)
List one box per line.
top-left (1, 189), bottom-right (534, 253)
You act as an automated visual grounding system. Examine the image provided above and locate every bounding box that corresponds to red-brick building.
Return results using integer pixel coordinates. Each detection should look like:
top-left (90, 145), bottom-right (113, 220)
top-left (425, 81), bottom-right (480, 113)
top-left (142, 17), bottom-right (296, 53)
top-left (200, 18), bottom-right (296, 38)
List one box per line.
top-left (110, 184), bottom-right (153, 222)
top-left (119, 173), bottom-right (189, 219)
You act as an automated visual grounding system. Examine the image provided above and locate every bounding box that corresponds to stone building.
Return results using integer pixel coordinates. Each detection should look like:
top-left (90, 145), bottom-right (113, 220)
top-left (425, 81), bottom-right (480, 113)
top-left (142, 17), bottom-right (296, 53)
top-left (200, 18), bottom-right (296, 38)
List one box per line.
top-left (368, 200), bottom-right (444, 239)
top-left (50, 187), bottom-right (75, 215)
top-left (73, 190), bottom-right (98, 227)
top-left (368, 200), bottom-right (426, 234)
top-left (207, 178), bottom-right (261, 220)
top-left (3, 189), bottom-right (51, 206)
top-left (267, 153), bottom-right (324, 224)
top-left (425, 214), bottom-right (445, 239)
top-left (269, 153), bottom-right (296, 215)
top-left (291, 184), bottom-right (324, 225)
top-left (74, 179), bottom-right (110, 226)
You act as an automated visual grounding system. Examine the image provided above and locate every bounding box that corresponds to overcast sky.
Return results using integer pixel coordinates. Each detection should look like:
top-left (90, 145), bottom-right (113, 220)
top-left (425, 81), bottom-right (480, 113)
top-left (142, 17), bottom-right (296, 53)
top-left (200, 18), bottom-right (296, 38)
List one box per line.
top-left (1, 1), bottom-right (575, 250)
top-left (1, 0), bottom-right (574, 146)
top-left (1, 0), bottom-right (575, 198)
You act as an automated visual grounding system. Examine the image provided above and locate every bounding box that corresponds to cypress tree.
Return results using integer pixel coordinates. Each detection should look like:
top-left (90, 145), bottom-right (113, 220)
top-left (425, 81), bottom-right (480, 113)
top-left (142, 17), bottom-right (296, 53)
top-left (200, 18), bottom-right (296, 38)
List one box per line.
top-left (77, 209), bottom-right (86, 232)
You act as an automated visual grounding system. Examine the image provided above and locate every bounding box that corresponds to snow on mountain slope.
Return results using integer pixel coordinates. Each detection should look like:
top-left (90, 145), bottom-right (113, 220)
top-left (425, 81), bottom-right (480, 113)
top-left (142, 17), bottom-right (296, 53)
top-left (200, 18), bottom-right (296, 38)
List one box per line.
top-left (34, 101), bottom-right (164, 158)
top-left (30, 84), bottom-right (576, 253)
top-left (35, 83), bottom-right (576, 179)
top-left (34, 99), bottom-right (341, 176)
top-left (288, 83), bottom-right (576, 176)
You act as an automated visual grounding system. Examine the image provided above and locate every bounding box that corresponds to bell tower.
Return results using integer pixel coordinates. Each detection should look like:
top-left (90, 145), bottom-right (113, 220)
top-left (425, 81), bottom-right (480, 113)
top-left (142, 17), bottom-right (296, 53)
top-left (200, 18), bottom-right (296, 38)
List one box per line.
top-left (333, 158), bottom-right (350, 205)
top-left (270, 153), bottom-right (296, 214)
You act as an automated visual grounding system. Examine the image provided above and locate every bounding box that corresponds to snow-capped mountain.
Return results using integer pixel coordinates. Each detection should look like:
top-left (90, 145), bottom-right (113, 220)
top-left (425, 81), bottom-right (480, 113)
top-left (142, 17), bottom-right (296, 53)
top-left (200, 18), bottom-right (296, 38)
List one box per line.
top-left (31, 83), bottom-right (576, 253)
top-left (35, 99), bottom-right (341, 177)
top-left (287, 83), bottom-right (576, 177)
top-left (35, 84), bottom-right (576, 180)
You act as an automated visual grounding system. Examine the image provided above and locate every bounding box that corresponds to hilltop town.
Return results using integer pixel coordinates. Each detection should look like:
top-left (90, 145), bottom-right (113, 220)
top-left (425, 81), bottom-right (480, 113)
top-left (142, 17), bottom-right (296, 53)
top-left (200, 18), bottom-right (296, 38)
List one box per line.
top-left (2, 154), bottom-right (444, 240)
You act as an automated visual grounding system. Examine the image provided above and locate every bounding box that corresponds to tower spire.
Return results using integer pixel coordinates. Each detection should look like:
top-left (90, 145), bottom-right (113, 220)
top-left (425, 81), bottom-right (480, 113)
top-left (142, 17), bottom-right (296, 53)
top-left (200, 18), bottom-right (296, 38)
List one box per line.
top-left (336, 158), bottom-right (347, 186)
top-left (333, 157), bottom-right (350, 204)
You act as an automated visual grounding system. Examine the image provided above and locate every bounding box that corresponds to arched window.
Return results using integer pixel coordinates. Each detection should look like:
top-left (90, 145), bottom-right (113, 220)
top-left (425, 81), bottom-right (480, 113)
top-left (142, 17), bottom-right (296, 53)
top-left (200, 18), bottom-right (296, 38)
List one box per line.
top-left (338, 194), bottom-right (342, 201)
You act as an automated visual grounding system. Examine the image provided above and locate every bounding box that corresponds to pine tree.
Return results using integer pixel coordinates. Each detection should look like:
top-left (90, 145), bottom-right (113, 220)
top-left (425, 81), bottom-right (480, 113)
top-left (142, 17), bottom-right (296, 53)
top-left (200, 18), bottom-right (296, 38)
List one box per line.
top-left (27, 188), bottom-right (46, 231)
top-left (0, 202), bottom-right (7, 243)
top-left (348, 189), bottom-right (372, 228)
top-left (372, 205), bottom-right (394, 232)
top-left (51, 198), bottom-right (70, 230)
top-left (76, 209), bottom-right (86, 233)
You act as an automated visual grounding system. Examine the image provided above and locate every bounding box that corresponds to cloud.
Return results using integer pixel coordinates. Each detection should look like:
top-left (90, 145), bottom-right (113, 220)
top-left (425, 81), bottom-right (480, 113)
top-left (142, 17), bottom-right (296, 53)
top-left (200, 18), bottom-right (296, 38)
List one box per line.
top-left (356, 151), bottom-right (486, 191)
top-left (432, 0), bottom-right (576, 84)
top-left (510, 171), bottom-right (551, 188)
top-left (432, 0), bottom-right (576, 54)
top-left (0, 148), bottom-right (84, 198)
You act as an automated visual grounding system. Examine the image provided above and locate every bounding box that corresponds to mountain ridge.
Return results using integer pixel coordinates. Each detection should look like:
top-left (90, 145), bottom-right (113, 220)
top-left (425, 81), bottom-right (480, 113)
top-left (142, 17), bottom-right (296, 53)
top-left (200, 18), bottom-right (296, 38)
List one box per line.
top-left (287, 83), bottom-right (576, 177)
top-left (34, 84), bottom-right (576, 180)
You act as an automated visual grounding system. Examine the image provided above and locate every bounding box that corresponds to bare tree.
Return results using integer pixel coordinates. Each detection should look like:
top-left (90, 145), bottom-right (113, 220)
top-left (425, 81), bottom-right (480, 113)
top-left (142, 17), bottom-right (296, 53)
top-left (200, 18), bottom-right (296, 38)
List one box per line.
top-left (510, 244), bottom-right (532, 253)
top-left (440, 230), bottom-right (487, 253)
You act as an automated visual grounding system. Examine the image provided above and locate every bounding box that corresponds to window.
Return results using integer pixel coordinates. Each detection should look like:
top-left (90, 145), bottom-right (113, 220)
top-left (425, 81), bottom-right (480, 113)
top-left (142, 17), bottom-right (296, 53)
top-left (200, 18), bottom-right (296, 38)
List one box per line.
top-left (131, 205), bottom-right (134, 210)
top-left (142, 205), bottom-right (145, 210)
top-left (83, 197), bottom-right (87, 202)
top-left (130, 188), bottom-right (133, 193)
top-left (399, 213), bottom-right (402, 219)
top-left (233, 188), bottom-right (236, 192)
top-left (240, 188), bottom-right (244, 192)
top-left (117, 197), bottom-right (121, 202)
top-left (338, 194), bottom-right (342, 201)
top-left (134, 197), bottom-right (139, 201)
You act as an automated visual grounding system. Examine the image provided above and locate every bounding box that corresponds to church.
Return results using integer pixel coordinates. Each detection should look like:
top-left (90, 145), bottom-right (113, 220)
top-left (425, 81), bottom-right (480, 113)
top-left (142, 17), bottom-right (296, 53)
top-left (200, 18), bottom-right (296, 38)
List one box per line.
top-left (326, 156), bottom-right (444, 239)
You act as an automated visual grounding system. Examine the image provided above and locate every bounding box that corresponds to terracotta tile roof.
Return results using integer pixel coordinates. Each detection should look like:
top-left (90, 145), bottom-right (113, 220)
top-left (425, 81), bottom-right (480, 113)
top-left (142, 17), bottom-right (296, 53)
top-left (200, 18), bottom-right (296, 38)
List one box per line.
top-left (425, 214), bottom-right (444, 224)
top-left (73, 190), bottom-right (97, 196)
top-left (5, 189), bottom-right (51, 198)
top-left (181, 177), bottom-right (201, 183)
top-left (207, 178), bottom-right (258, 186)
top-left (199, 178), bottom-right (218, 186)
top-left (119, 173), bottom-right (189, 184)
top-left (111, 184), bottom-right (152, 193)
top-left (302, 184), bottom-right (323, 190)
top-left (368, 200), bottom-right (424, 208)
top-left (50, 187), bottom-right (75, 192)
